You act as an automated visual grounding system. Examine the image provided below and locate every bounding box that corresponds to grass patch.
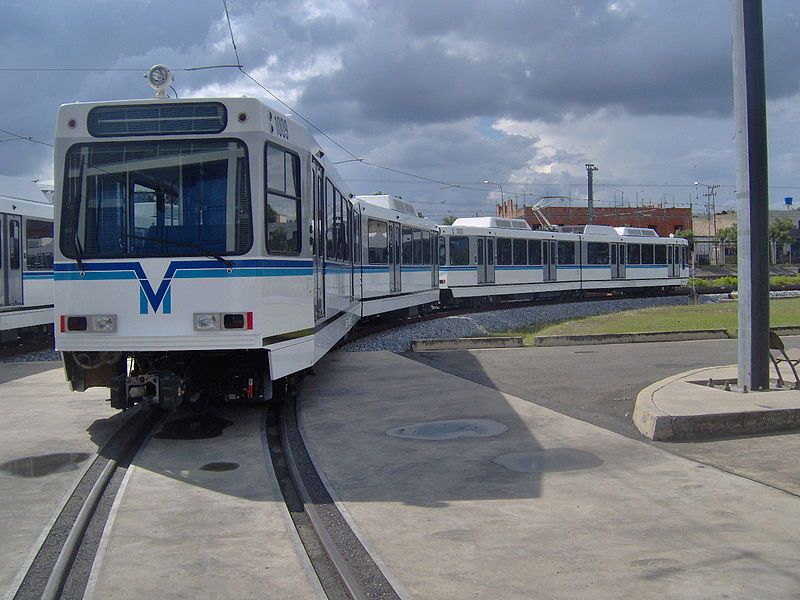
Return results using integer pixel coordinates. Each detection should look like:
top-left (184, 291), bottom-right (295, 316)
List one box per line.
top-left (689, 273), bottom-right (800, 288)
top-left (505, 298), bottom-right (800, 344)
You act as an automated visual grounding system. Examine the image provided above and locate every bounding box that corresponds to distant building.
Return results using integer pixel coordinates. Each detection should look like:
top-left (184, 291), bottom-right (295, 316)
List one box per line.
top-left (692, 208), bottom-right (800, 265)
top-left (496, 199), bottom-right (691, 238)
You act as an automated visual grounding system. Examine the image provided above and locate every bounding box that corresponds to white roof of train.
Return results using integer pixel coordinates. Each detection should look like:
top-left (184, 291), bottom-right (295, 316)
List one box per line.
top-left (355, 194), bottom-right (419, 216)
top-left (453, 217), bottom-right (531, 230)
top-left (0, 174), bottom-right (53, 218)
top-left (354, 194), bottom-right (435, 230)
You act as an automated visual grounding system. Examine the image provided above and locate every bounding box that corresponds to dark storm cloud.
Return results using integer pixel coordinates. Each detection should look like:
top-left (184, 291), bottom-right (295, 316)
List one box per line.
top-left (299, 0), bottom-right (800, 133)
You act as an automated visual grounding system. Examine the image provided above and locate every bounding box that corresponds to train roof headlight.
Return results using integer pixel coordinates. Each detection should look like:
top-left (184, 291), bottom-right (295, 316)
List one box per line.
top-left (145, 64), bottom-right (173, 98)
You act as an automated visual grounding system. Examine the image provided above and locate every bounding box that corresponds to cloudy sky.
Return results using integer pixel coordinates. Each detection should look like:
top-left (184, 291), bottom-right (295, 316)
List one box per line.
top-left (2, 0), bottom-right (799, 221)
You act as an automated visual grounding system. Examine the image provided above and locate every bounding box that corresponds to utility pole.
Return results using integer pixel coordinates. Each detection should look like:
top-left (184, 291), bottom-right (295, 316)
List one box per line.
top-left (585, 163), bottom-right (598, 224)
top-left (702, 184), bottom-right (720, 262)
top-left (732, 0), bottom-right (770, 391)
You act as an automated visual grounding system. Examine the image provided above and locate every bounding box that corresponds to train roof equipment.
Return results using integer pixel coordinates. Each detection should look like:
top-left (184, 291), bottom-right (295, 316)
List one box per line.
top-left (450, 217), bottom-right (531, 230)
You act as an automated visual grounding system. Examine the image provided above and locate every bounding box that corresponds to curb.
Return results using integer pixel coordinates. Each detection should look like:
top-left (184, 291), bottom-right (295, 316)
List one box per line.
top-left (410, 336), bottom-right (523, 352)
top-left (634, 366), bottom-right (800, 441)
top-left (533, 329), bottom-right (728, 347)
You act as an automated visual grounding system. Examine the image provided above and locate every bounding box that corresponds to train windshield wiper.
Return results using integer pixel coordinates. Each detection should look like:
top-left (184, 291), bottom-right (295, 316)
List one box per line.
top-left (122, 233), bottom-right (234, 270)
top-left (72, 160), bottom-right (86, 273)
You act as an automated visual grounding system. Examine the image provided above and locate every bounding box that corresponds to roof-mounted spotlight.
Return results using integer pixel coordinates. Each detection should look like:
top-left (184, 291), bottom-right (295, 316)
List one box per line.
top-left (145, 64), bottom-right (174, 98)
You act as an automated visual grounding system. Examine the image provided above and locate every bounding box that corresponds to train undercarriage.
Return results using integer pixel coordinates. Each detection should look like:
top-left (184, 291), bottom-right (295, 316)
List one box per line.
top-left (62, 349), bottom-right (276, 410)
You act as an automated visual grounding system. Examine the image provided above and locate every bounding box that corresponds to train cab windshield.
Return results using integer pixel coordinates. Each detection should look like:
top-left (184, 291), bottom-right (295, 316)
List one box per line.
top-left (60, 139), bottom-right (252, 259)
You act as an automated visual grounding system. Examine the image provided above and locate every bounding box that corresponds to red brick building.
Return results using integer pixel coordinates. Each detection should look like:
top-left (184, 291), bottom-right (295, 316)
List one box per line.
top-left (496, 200), bottom-right (691, 238)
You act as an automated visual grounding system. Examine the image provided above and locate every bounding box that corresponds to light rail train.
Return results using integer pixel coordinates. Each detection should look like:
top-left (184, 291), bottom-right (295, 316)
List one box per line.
top-left (0, 175), bottom-right (54, 343)
top-left (53, 72), bottom-right (687, 409)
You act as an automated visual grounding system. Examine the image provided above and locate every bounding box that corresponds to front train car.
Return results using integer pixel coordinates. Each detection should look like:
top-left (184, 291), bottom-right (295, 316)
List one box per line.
top-left (54, 89), bottom-right (358, 409)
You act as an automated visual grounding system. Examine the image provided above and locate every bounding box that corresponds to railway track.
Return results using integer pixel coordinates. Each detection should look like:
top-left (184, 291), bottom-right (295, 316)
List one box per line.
top-left (265, 390), bottom-right (403, 600)
top-left (342, 286), bottom-right (694, 346)
top-left (9, 409), bottom-right (159, 600)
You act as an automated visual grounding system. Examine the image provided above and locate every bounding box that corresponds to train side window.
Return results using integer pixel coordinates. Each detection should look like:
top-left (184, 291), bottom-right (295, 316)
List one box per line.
top-left (512, 239), bottom-right (527, 265)
top-left (423, 231), bottom-right (431, 264)
top-left (402, 226), bottom-right (413, 264)
top-left (496, 238), bottom-right (512, 265)
top-left (528, 240), bottom-right (542, 265)
top-left (655, 245), bottom-right (666, 265)
top-left (413, 229), bottom-right (422, 265)
top-left (25, 219), bottom-right (54, 271)
top-left (628, 243), bottom-right (641, 264)
top-left (265, 144), bottom-right (301, 254)
top-left (587, 242), bottom-right (610, 265)
top-left (557, 240), bottom-right (576, 265)
top-left (439, 237), bottom-right (447, 265)
top-left (9, 220), bottom-right (21, 269)
top-left (367, 219), bottom-right (387, 264)
top-left (449, 236), bottom-right (469, 265)
top-left (642, 244), bottom-right (654, 264)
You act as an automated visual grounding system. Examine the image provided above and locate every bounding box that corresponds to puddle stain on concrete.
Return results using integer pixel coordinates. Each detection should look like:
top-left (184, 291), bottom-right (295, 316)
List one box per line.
top-left (199, 461), bottom-right (240, 472)
top-left (386, 419), bottom-right (508, 440)
top-left (153, 415), bottom-right (234, 440)
top-left (492, 448), bottom-right (603, 473)
top-left (0, 452), bottom-right (92, 478)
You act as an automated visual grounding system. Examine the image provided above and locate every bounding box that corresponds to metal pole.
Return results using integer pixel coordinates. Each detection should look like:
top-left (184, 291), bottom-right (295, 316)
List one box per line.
top-left (585, 163), bottom-right (597, 224)
top-left (732, 0), bottom-right (770, 391)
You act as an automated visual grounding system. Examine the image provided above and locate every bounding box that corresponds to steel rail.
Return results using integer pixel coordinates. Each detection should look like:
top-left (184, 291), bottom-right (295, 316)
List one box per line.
top-left (278, 403), bottom-right (369, 600)
top-left (12, 409), bottom-right (158, 600)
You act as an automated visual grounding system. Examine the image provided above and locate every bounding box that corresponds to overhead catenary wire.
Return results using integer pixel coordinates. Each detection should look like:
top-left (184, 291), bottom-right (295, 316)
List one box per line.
top-left (0, 64), bottom-right (243, 72)
top-left (0, 128), bottom-right (54, 147)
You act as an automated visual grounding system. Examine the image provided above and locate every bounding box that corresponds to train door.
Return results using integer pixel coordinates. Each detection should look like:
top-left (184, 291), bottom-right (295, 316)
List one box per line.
top-left (611, 243), bottom-right (626, 279)
top-left (485, 238), bottom-right (495, 283)
top-left (3, 215), bottom-right (23, 305)
top-left (476, 237), bottom-right (495, 284)
top-left (477, 238), bottom-right (486, 284)
top-left (543, 240), bottom-right (557, 282)
top-left (431, 233), bottom-right (439, 289)
top-left (669, 245), bottom-right (680, 278)
top-left (389, 221), bottom-right (401, 293)
top-left (312, 159), bottom-right (325, 321)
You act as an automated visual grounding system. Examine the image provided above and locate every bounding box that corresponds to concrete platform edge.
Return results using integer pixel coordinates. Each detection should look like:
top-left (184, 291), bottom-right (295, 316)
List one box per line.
top-left (535, 329), bottom-right (729, 347)
top-left (410, 336), bottom-right (523, 352)
top-left (634, 366), bottom-right (800, 441)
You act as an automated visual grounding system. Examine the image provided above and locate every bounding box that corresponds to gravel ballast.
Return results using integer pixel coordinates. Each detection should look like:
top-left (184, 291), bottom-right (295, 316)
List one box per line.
top-left (340, 295), bottom-right (720, 353)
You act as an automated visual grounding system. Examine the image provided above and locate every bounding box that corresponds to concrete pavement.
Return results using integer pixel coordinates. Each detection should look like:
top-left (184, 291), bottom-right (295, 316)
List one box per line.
top-left (300, 351), bottom-right (800, 599)
top-left (0, 362), bottom-right (127, 597)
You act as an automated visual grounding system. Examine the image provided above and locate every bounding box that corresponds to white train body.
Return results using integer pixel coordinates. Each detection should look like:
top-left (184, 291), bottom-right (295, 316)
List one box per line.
top-left (0, 176), bottom-right (54, 342)
top-left (438, 218), bottom-right (689, 302)
top-left (54, 97), bottom-right (360, 407)
top-left (355, 195), bottom-right (438, 317)
top-left (52, 94), bottom-right (690, 410)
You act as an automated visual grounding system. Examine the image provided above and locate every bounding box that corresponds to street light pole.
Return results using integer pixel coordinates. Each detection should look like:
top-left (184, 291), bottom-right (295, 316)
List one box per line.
top-left (484, 180), bottom-right (505, 205)
top-left (585, 164), bottom-right (598, 224)
top-left (732, 0), bottom-right (770, 391)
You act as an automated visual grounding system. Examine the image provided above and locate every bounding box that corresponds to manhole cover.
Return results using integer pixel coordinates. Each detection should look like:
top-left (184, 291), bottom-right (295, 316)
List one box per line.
top-left (0, 452), bottom-right (92, 478)
top-left (492, 448), bottom-right (603, 473)
top-left (387, 419), bottom-right (507, 440)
